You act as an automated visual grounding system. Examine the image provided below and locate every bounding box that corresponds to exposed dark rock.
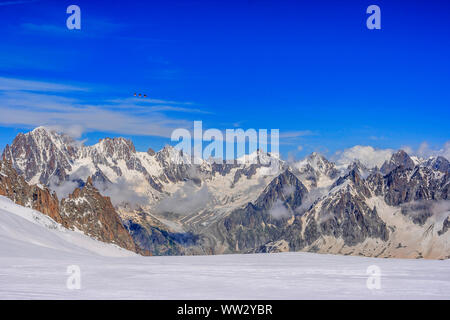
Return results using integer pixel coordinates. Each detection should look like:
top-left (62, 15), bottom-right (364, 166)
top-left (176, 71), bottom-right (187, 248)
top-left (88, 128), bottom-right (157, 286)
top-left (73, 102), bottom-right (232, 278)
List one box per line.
top-left (331, 169), bottom-right (371, 197)
top-left (211, 163), bottom-right (237, 176)
top-left (2, 127), bottom-right (78, 184)
top-left (292, 152), bottom-right (339, 188)
top-left (381, 150), bottom-right (415, 175)
top-left (384, 166), bottom-right (449, 206)
top-left (220, 170), bottom-right (308, 252)
top-left (424, 156), bottom-right (450, 173)
top-left (438, 217), bottom-right (450, 236)
top-left (310, 191), bottom-right (388, 246)
top-left (60, 177), bottom-right (138, 252)
top-left (0, 158), bottom-right (65, 226)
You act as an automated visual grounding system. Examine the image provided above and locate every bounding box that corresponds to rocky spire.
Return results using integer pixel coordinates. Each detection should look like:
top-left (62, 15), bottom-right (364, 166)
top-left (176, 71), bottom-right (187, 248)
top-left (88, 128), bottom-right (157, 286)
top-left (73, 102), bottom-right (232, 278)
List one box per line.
top-left (381, 150), bottom-right (415, 174)
top-left (61, 178), bottom-right (138, 252)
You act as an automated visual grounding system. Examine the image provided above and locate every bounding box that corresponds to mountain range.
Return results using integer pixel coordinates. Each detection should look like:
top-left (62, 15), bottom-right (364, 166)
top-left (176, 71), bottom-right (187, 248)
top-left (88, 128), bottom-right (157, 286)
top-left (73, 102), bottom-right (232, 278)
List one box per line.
top-left (1, 127), bottom-right (449, 259)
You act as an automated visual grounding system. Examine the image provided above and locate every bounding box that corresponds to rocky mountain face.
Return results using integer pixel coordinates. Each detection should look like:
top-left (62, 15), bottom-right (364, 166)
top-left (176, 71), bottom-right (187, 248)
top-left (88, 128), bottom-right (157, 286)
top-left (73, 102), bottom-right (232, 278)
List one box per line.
top-left (0, 157), bottom-right (64, 225)
top-left (291, 152), bottom-right (339, 189)
top-left (2, 127), bottom-right (450, 259)
top-left (208, 168), bottom-right (389, 255)
top-left (218, 170), bottom-right (308, 253)
top-left (3, 127), bottom-right (78, 184)
top-left (302, 170), bottom-right (389, 248)
top-left (191, 151), bottom-right (448, 258)
top-left (0, 156), bottom-right (141, 254)
top-left (424, 156), bottom-right (450, 173)
top-left (380, 150), bottom-right (416, 174)
top-left (60, 177), bottom-right (138, 252)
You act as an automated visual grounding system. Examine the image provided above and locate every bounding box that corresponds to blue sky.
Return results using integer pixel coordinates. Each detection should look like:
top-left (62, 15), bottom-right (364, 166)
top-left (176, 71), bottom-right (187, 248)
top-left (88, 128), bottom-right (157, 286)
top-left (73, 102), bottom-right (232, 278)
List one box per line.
top-left (0, 0), bottom-right (449, 159)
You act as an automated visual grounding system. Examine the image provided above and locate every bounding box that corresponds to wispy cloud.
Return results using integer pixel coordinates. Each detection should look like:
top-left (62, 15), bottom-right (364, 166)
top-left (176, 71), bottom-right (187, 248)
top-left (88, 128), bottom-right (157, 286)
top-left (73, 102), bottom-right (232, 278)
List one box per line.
top-left (107, 97), bottom-right (194, 106)
top-left (279, 130), bottom-right (314, 139)
top-left (143, 105), bottom-right (211, 114)
top-left (0, 76), bottom-right (87, 92)
top-left (0, 0), bottom-right (36, 6)
top-left (0, 106), bottom-right (188, 138)
top-left (278, 130), bottom-right (316, 146)
top-left (21, 23), bottom-right (66, 34)
top-left (0, 77), bottom-right (199, 138)
top-left (401, 141), bottom-right (450, 160)
top-left (21, 19), bottom-right (126, 39)
top-left (105, 97), bottom-right (210, 114)
top-left (369, 135), bottom-right (386, 141)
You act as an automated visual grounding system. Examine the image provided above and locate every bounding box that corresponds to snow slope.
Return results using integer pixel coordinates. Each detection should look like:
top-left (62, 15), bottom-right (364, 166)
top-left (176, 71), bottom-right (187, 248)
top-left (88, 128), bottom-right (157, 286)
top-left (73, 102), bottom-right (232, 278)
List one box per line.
top-left (0, 196), bottom-right (135, 258)
top-left (1, 196), bottom-right (449, 300)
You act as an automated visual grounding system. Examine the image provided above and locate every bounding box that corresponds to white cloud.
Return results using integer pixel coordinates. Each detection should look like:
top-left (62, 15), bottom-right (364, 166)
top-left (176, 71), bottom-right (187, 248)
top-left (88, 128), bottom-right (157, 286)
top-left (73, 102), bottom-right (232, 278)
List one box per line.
top-left (282, 185), bottom-right (295, 197)
top-left (400, 145), bottom-right (414, 155)
top-left (334, 145), bottom-right (394, 169)
top-left (0, 76), bottom-right (87, 92)
top-left (332, 141), bottom-right (450, 170)
top-left (416, 141), bottom-right (450, 160)
top-left (295, 187), bottom-right (329, 215)
top-left (268, 199), bottom-right (291, 219)
top-left (0, 77), bottom-right (197, 139)
top-left (0, 106), bottom-right (190, 139)
top-left (49, 178), bottom-right (79, 201)
top-left (400, 141), bottom-right (450, 161)
top-left (95, 177), bottom-right (150, 208)
top-left (154, 182), bottom-right (213, 216)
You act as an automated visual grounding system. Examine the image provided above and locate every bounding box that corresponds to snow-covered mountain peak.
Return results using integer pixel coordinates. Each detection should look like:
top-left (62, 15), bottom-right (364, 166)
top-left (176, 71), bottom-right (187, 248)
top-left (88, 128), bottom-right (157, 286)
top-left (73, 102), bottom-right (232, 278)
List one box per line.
top-left (290, 154), bottom-right (339, 190)
top-left (343, 160), bottom-right (374, 179)
top-left (30, 126), bottom-right (48, 135)
top-left (98, 137), bottom-right (136, 151)
top-left (294, 152), bottom-right (338, 179)
top-left (3, 127), bottom-right (79, 184)
top-left (423, 156), bottom-right (450, 173)
top-left (156, 145), bottom-right (192, 165)
top-left (31, 125), bottom-right (52, 134)
top-left (380, 150), bottom-right (415, 174)
top-left (308, 152), bottom-right (332, 169)
top-left (85, 137), bottom-right (137, 163)
top-left (236, 149), bottom-right (282, 166)
top-left (391, 150), bottom-right (414, 164)
top-left (29, 126), bottom-right (77, 146)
